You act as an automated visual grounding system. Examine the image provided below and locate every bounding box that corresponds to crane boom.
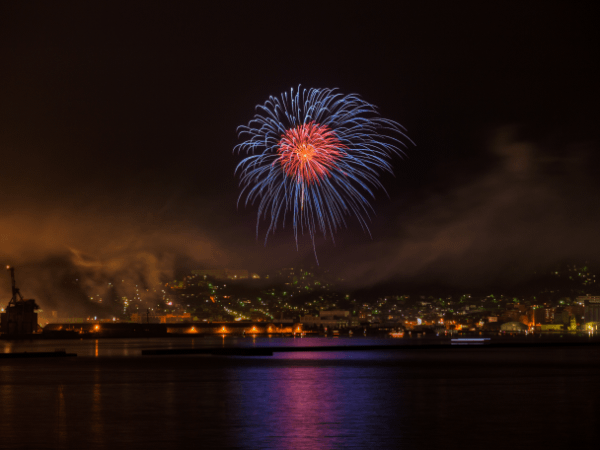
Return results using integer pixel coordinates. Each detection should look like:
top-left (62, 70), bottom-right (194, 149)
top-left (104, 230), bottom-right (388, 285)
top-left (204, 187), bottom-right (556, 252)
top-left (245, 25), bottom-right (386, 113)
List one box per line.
top-left (6, 266), bottom-right (24, 305)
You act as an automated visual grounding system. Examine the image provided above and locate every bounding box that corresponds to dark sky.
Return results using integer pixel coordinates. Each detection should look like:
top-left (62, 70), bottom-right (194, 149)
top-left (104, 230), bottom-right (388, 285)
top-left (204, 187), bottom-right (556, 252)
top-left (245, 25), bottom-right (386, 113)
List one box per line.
top-left (1, 1), bottom-right (599, 306)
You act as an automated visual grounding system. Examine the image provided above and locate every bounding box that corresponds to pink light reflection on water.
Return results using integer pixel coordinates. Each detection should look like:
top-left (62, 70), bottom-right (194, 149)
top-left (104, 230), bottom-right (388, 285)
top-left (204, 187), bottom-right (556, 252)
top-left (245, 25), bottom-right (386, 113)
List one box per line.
top-left (225, 354), bottom-right (402, 448)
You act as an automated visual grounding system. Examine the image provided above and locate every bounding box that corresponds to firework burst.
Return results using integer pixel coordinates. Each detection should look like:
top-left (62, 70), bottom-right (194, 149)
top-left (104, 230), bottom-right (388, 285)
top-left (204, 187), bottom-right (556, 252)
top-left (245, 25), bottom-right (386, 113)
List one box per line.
top-left (235, 86), bottom-right (412, 259)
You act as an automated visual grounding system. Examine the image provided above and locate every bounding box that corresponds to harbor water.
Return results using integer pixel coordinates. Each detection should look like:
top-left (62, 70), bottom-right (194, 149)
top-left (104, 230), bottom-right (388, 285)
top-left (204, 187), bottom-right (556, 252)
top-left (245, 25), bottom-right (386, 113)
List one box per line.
top-left (1, 337), bottom-right (599, 449)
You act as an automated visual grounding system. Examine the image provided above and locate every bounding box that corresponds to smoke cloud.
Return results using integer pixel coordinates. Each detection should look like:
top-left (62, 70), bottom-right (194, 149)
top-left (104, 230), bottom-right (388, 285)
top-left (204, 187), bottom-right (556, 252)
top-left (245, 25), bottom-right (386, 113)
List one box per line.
top-left (0, 203), bottom-right (229, 316)
top-left (330, 128), bottom-right (600, 289)
top-left (1, 127), bottom-right (598, 312)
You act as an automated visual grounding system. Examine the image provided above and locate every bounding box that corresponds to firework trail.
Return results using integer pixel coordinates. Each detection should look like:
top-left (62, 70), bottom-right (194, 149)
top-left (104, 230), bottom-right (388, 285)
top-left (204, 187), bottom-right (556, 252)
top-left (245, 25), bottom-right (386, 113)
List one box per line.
top-left (235, 86), bottom-right (412, 259)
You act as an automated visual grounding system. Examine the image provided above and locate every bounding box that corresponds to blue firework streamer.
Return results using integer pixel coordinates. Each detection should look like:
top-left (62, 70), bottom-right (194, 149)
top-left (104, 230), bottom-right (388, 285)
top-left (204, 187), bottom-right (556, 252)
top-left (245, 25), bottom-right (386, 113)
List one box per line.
top-left (235, 86), bottom-right (412, 259)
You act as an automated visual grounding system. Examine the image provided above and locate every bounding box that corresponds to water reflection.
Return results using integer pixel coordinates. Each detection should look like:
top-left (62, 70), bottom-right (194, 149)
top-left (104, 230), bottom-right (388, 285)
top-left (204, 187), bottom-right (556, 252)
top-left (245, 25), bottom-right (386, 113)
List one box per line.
top-left (0, 336), bottom-right (436, 357)
top-left (57, 384), bottom-right (67, 447)
top-left (0, 366), bottom-right (16, 444)
top-left (91, 368), bottom-right (104, 447)
top-left (226, 358), bottom-right (406, 448)
top-left (0, 348), bottom-right (598, 449)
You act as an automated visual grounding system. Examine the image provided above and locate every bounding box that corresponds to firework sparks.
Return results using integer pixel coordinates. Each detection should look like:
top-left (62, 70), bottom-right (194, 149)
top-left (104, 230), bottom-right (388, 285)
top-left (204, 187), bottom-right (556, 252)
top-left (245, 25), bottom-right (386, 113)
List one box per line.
top-left (235, 86), bottom-right (412, 259)
top-left (278, 121), bottom-right (345, 185)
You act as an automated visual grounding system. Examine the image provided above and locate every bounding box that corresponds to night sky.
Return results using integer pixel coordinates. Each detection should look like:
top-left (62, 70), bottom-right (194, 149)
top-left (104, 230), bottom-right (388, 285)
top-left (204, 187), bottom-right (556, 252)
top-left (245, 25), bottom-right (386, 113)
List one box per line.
top-left (1, 1), bottom-right (599, 307)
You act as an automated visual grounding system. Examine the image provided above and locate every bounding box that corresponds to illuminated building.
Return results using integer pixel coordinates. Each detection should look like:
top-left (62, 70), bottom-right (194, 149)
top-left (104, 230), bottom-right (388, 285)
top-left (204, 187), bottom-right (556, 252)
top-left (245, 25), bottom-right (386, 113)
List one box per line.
top-left (131, 313), bottom-right (191, 324)
top-left (539, 324), bottom-right (563, 332)
top-left (584, 298), bottom-right (600, 323)
top-left (577, 295), bottom-right (600, 303)
top-left (319, 310), bottom-right (349, 320)
top-left (500, 322), bottom-right (528, 332)
top-left (533, 307), bottom-right (555, 324)
top-left (300, 310), bottom-right (352, 329)
top-left (164, 322), bottom-right (294, 335)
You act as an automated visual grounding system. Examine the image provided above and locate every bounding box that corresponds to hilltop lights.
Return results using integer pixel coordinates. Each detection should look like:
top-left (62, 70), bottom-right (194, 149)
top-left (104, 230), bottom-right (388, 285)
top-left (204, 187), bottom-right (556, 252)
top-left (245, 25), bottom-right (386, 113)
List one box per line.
top-left (62, 263), bottom-right (599, 336)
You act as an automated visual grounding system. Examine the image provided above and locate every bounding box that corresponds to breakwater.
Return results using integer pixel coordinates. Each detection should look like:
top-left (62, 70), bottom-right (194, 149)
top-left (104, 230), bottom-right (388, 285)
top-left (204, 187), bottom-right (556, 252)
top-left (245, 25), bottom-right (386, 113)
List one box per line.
top-left (142, 339), bottom-right (600, 356)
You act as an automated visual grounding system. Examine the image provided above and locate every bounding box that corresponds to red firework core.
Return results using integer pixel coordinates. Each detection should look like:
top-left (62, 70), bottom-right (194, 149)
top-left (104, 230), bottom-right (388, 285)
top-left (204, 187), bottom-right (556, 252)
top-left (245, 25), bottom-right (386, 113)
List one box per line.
top-left (278, 122), bottom-right (344, 184)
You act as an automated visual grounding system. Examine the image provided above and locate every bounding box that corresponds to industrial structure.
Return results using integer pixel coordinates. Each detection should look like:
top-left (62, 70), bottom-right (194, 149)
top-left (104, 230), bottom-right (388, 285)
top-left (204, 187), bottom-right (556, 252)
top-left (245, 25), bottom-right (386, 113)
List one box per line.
top-left (1, 266), bottom-right (39, 336)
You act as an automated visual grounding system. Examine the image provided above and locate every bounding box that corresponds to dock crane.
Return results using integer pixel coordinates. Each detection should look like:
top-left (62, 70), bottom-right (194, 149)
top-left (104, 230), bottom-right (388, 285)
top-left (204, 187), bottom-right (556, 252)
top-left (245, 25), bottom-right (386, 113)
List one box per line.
top-left (1, 266), bottom-right (39, 336)
top-left (7, 265), bottom-right (25, 305)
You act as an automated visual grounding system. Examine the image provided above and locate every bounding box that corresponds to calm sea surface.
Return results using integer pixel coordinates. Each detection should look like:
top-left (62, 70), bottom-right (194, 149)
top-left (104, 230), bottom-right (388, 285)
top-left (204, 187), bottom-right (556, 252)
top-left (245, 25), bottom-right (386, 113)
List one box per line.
top-left (1, 337), bottom-right (599, 449)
